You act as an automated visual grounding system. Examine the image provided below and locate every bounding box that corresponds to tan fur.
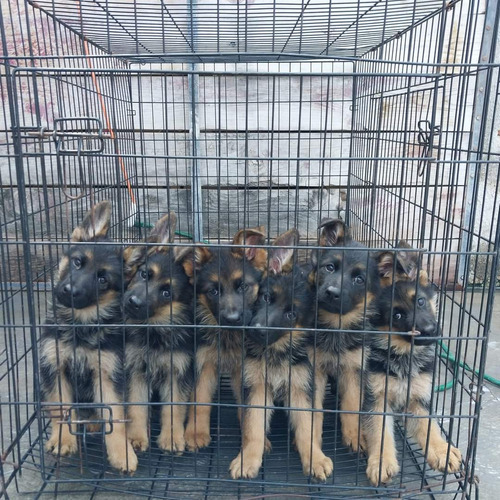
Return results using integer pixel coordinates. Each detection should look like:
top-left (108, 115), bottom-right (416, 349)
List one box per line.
top-left (178, 246), bottom-right (213, 280)
top-left (338, 349), bottom-right (366, 451)
top-left (126, 371), bottom-right (149, 452)
top-left (289, 384), bottom-right (333, 481)
top-left (148, 300), bottom-right (188, 325)
top-left (318, 292), bottom-right (374, 329)
top-left (230, 358), bottom-right (332, 480)
top-left (57, 256), bottom-right (70, 277)
top-left (229, 374), bottom-right (269, 479)
top-left (364, 389), bottom-right (399, 485)
top-left (407, 401), bottom-right (461, 473)
top-left (44, 368), bottom-right (78, 456)
top-left (364, 371), bottom-right (459, 485)
top-left (157, 377), bottom-right (188, 454)
top-left (43, 338), bottom-right (137, 472)
top-left (67, 290), bottom-right (119, 323)
top-left (71, 201), bottom-right (111, 242)
top-left (184, 357), bottom-right (219, 451)
top-left (93, 367), bottom-right (137, 472)
top-left (231, 226), bottom-right (268, 272)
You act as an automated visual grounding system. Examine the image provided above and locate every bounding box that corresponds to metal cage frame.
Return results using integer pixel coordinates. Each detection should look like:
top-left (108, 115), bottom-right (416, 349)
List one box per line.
top-left (1, 0), bottom-right (499, 498)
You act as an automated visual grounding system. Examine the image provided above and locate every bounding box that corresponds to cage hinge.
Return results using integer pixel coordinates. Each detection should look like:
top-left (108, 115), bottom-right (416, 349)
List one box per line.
top-left (417, 119), bottom-right (441, 176)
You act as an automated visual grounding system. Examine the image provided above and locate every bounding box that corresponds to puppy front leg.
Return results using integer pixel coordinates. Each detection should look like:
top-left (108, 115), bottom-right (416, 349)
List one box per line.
top-left (363, 377), bottom-right (399, 486)
top-left (185, 353), bottom-right (218, 451)
top-left (95, 368), bottom-right (138, 473)
top-left (229, 377), bottom-right (271, 479)
top-left (407, 399), bottom-right (461, 474)
top-left (158, 375), bottom-right (188, 454)
top-left (126, 369), bottom-right (150, 452)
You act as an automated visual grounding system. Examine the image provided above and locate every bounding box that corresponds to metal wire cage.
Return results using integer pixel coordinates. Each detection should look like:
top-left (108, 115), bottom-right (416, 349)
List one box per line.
top-left (1, 0), bottom-right (499, 498)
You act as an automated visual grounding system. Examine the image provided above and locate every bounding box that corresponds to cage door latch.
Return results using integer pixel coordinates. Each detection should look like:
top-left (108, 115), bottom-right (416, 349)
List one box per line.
top-left (417, 119), bottom-right (441, 176)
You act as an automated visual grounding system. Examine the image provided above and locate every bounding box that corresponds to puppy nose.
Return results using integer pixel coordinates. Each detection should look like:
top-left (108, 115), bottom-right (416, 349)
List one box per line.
top-left (128, 295), bottom-right (142, 309)
top-left (223, 311), bottom-right (241, 323)
top-left (326, 286), bottom-right (341, 299)
top-left (63, 283), bottom-right (80, 297)
top-left (420, 323), bottom-right (437, 336)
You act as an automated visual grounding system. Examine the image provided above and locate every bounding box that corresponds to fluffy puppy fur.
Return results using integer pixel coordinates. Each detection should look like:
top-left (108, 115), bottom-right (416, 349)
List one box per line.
top-left (123, 213), bottom-right (193, 455)
top-left (229, 229), bottom-right (333, 481)
top-left (308, 219), bottom-right (380, 455)
top-left (363, 243), bottom-right (462, 485)
top-left (39, 201), bottom-right (137, 473)
top-left (178, 227), bottom-right (267, 451)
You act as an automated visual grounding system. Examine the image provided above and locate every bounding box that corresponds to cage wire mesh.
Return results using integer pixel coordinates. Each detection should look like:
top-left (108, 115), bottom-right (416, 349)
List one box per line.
top-left (0, 0), bottom-right (499, 498)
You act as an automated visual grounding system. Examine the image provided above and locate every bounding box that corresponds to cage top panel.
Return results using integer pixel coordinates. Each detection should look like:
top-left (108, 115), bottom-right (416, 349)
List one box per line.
top-left (30, 0), bottom-right (447, 63)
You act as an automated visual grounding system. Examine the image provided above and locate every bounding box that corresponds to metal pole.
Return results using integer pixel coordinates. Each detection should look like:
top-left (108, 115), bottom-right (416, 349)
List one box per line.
top-left (458, 0), bottom-right (499, 284)
top-left (189, 0), bottom-right (203, 242)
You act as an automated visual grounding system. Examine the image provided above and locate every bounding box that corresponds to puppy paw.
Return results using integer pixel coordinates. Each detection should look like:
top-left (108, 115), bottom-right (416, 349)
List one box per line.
top-left (342, 422), bottom-right (365, 453)
top-left (264, 437), bottom-right (272, 454)
top-left (427, 443), bottom-right (462, 473)
top-left (304, 452), bottom-right (333, 482)
top-left (85, 422), bottom-right (102, 433)
top-left (185, 427), bottom-right (211, 451)
top-left (366, 455), bottom-right (400, 485)
top-left (45, 432), bottom-right (78, 456)
top-left (229, 452), bottom-right (262, 479)
top-left (158, 432), bottom-right (185, 455)
top-left (107, 441), bottom-right (138, 474)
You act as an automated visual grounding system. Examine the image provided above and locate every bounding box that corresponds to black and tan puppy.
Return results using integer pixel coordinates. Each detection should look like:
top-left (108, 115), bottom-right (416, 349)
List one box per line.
top-left (123, 212), bottom-right (193, 455)
top-left (178, 227), bottom-right (267, 451)
top-left (39, 201), bottom-right (137, 473)
top-left (308, 219), bottom-right (379, 455)
top-left (363, 244), bottom-right (462, 485)
top-left (229, 229), bottom-right (333, 481)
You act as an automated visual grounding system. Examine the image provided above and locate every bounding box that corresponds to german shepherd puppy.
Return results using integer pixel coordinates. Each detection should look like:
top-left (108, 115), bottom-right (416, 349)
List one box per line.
top-left (229, 229), bottom-right (333, 481)
top-left (39, 201), bottom-right (138, 473)
top-left (363, 244), bottom-right (462, 485)
top-left (178, 227), bottom-right (267, 451)
top-left (123, 212), bottom-right (193, 455)
top-left (308, 219), bottom-right (379, 454)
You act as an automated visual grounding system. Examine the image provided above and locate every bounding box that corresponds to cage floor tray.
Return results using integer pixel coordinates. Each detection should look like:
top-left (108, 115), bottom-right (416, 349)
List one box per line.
top-left (22, 380), bottom-right (464, 499)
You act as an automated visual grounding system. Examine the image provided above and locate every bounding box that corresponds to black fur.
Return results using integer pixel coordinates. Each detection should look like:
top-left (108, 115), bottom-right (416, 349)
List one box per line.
top-left (39, 201), bottom-right (137, 473)
top-left (124, 251), bottom-right (194, 401)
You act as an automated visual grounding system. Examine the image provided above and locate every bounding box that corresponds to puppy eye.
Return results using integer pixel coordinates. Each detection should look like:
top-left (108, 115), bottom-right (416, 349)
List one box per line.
top-left (208, 288), bottom-right (219, 297)
top-left (162, 289), bottom-right (171, 299)
top-left (140, 269), bottom-right (148, 280)
top-left (285, 311), bottom-right (297, 321)
top-left (354, 275), bottom-right (365, 284)
top-left (73, 257), bottom-right (82, 269)
top-left (325, 264), bottom-right (335, 272)
top-left (262, 293), bottom-right (271, 303)
top-left (239, 282), bottom-right (249, 293)
top-left (393, 313), bottom-right (402, 320)
top-left (98, 276), bottom-right (107, 285)
top-left (417, 297), bottom-right (426, 307)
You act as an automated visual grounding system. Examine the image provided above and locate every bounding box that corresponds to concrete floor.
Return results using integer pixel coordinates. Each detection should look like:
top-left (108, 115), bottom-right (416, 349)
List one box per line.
top-left (2, 291), bottom-right (499, 499)
top-left (473, 292), bottom-right (500, 499)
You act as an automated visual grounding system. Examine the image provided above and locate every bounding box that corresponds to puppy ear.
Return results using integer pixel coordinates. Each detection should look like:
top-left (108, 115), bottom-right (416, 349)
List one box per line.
top-left (419, 269), bottom-right (430, 287)
top-left (175, 246), bottom-right (212, 279)
top-left (71, 200), bottom-right (111, 242)
top-left (377, 250), bottom-right (396, 283)
top-left (123, 244), bottom-right (147, 280)
top-left (149, 212), bottom-right (177, 246)
top-left (318, 218), bottom-right (348, 247)
top-left (123, 212), bottom-right (178, 279)
top-left (231, 226), bottom-right (267, 271)
top-left (268, 228), bottom-right (299, 275)
top-left (395, 240), bottom-right (421, 281)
